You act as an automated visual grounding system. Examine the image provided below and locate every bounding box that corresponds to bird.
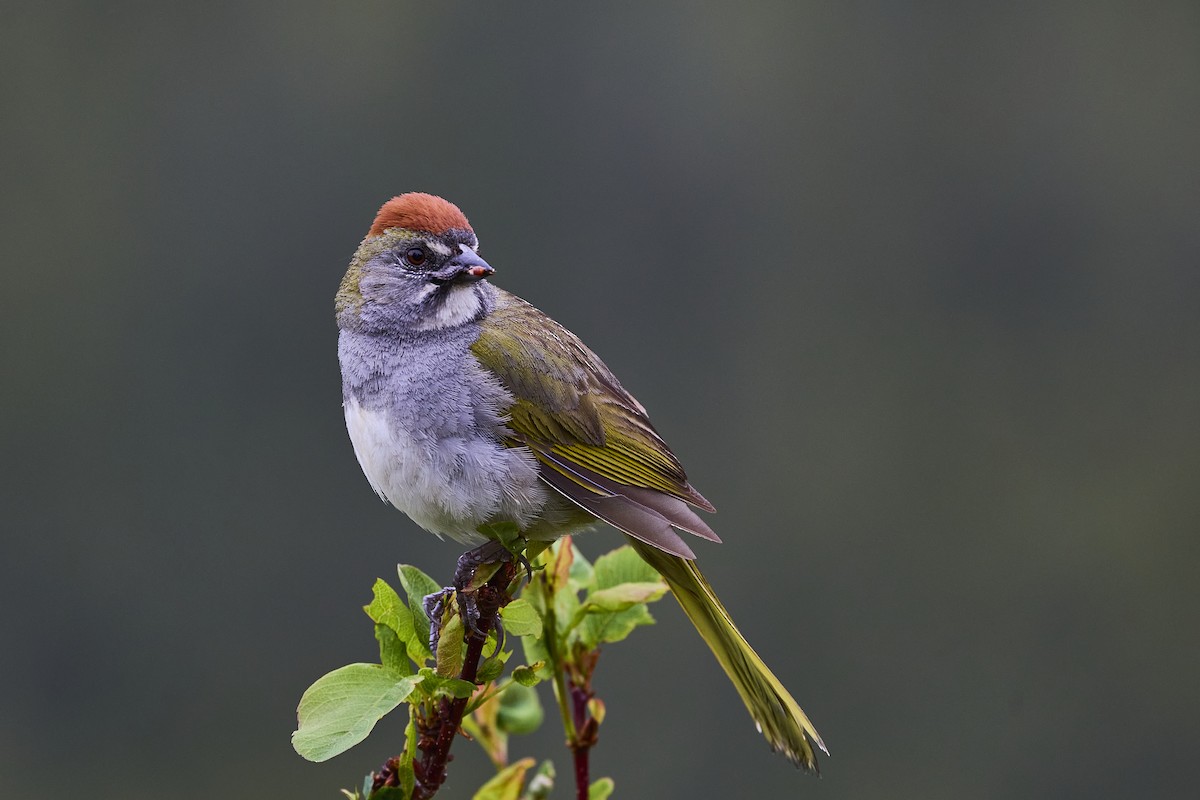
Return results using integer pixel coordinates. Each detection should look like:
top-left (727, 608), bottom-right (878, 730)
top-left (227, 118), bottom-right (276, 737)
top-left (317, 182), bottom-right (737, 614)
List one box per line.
top-left (335, 192), bottom-right (827, 770)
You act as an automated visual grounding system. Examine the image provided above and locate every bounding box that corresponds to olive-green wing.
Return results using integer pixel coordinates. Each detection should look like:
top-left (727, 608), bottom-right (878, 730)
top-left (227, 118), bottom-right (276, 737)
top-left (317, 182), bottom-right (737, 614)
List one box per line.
top-left (471, 290), bottom-right (718, 558)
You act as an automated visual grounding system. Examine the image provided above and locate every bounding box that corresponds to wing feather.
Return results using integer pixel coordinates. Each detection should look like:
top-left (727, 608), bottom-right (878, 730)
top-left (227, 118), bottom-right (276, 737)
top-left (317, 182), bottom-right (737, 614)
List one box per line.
top-left (471, 290), bottom-right (716, 556)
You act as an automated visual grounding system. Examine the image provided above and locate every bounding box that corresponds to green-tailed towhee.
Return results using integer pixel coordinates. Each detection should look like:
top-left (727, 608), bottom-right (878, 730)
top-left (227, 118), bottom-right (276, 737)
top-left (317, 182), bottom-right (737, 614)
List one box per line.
top-left (335, 193), bottom-right (826, 770)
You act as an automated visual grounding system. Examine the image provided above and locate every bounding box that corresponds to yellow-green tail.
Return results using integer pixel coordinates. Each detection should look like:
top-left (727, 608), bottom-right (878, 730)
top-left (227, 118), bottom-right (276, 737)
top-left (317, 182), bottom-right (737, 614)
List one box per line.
top-left (629, 538), bottom-right (827, 771)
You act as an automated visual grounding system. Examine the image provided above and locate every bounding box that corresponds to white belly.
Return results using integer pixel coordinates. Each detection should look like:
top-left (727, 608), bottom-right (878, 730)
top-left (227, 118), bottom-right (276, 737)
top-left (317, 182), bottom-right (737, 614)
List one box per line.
top-left (343, 397), bottom-right (549, 544)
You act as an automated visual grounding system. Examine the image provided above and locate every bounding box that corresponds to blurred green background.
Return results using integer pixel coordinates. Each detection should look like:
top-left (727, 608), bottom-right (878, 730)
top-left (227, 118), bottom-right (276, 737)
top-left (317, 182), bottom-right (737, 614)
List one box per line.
top-left (2, 2), bottom-right (1198, 798)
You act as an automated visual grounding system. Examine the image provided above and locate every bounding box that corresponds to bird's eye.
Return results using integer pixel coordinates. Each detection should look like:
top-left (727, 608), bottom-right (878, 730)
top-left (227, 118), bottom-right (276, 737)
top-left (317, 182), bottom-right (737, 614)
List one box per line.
top-left (402, 246), bottom-right (428, 267)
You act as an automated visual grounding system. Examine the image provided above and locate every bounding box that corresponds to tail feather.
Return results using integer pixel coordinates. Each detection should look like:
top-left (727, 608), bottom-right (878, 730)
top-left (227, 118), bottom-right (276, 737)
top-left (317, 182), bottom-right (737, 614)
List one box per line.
top-left (629, 538), bottom-right (827, 771)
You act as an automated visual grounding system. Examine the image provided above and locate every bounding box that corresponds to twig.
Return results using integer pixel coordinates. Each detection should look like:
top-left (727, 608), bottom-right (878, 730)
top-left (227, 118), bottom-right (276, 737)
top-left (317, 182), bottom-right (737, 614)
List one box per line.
top-left (409, 562), bottom-right (518, 800)
top-left (567, 652), bottom-right (600, 800)
top-left (570, 682), bottom-right (591, 800)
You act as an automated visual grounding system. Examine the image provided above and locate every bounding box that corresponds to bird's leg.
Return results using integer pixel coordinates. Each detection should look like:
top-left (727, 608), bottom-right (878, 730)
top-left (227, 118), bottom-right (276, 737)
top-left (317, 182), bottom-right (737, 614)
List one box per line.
top-left (424, 540), bottom-right (516, 655)
top-left (453, 540), bottom-right (513, 637)
top-left (452, 539), bottom-right (513, 589)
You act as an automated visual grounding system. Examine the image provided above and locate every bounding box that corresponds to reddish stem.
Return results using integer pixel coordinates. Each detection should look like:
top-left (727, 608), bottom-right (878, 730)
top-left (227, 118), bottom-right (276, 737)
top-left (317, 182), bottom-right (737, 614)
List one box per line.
top-left (568, 667), bottom-right (599, 800)
top-left (408, 563), bottom-right (517, 800)
top-left (572, 739), bottom-right (590, 800)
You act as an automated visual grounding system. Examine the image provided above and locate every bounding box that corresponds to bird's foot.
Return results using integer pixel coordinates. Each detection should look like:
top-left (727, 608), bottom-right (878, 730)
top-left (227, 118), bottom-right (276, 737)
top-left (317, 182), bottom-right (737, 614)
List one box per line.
top-left (453, 540), bottom-right (515, 638)
top-left (424, 540), bottom-right (519, 655)
top-left (452, 539), bottom-right (513, 591)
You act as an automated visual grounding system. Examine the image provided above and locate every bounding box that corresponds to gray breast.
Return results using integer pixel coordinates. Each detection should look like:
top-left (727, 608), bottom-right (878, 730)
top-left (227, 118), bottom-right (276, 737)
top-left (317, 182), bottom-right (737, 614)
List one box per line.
top-left (338, 324), bottom-right (549, 542)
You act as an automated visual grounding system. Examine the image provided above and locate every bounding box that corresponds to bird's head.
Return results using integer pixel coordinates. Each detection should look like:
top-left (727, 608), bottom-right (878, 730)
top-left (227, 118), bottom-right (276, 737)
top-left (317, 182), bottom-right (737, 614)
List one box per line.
top-left (336, 193), bottom-right (495, 333)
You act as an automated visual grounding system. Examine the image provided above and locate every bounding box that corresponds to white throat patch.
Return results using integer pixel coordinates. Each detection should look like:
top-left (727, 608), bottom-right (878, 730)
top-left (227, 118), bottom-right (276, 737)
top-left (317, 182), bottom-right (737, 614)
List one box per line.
top-left (415, 283), bottom-right (484, 331)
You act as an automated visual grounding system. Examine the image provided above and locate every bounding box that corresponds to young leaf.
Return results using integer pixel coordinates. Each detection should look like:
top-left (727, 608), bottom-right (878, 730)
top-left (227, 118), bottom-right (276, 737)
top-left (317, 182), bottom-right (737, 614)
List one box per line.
top-left (417, 667), bottom-right (476, 699)
top-left (364, 578), bottom-right (427, 663)
top-left (399, 713), bottom-right (417, 795)
top-left (435, 613), bottom-right (466, 678)
top-left (520, 633), bottom-right (552, 680)
top-left (588, 777), bottom-right (615, 800)
top-left (511, 662), bottom-right (545, 687)
top-left (499, 598), bottom-right (543, 638)
top-left (587, 697), bottom-right (606, 726)
top-left (477, 647), bottom-right (511, 684)
top-left (577, 603), bottom-right (656, 649)
top-left (572, 549), bottom-right (668, 648)
top-left (462, 560), bottom-right (506, 592)
top-left (292, 664), bottom-right (421, 762)
top-left (472, 757), bottom-right (536, 800)
top-left (567, 543), bottom-right (594, 586)
top-left (374, 624), bottom-right (412, 677)
top-left (478, 520), bottom-right (524, 552)
top-left (496, 682), bottom-right (544, 735)
top-left (552, 577), bottom-right (582, 636)
top-left (592, 545), bottom-right (661, 589)
top-left (582, 582), bottom-right (668, 613)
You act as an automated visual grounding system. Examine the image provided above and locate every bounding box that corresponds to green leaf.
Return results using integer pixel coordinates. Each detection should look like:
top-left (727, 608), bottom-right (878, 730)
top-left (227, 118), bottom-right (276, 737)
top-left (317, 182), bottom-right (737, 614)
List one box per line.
top-left (477, 647), bottom-right (510, 684)
top-left (571, 549), bottom-right (668, 649)
top-left (478, 520), bottom-right (525, 552)
top-left (369, 788), bottom-right (407, 800)
top-left (435, 614), bottom-right (465, 678)
top-left (398, 565), bottom-right (442, 661)
top-left (399, 713), bottom-right (417, 796)
top-left (500, 598), bottom-right (543, 638)
top-left (552, 577), bottom-right (581, 637)
top-left (472, 757), bottom-right (536, 800)
top-left (582, 582), bottom-right (668, 613)
top-left (520, 634), bottom-right (552, 680)
top-left (417, 667), bottom-right (476, 699)
top-left (511, 662), bottom-right (545, 687)
top-left (567, 544), bottom-right (594, 587)
top-left (578, 604), bottom-right (656, 650)
top-left (496, 682), bottom-right (543, 735)
top-left (466, 562), bottom-right (505, 592)
top-left (592, 545), bottom-right (660, 589)
top-left (374, 624), bottom-right (412, 677)
top-left (588, 777), bottom-right (614, 800)
top-left (292, 664), bottom-right (421, 762)
top-left (365, 578), bottom-right (427, 664)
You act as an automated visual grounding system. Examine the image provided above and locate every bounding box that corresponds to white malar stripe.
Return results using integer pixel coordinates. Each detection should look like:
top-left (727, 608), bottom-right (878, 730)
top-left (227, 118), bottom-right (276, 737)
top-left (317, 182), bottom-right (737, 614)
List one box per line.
top-left (418, 285), bottom-right (484, 331)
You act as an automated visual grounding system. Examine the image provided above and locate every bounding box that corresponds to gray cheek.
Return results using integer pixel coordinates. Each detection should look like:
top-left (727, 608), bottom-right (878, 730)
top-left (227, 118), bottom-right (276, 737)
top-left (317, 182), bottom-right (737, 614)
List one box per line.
top-left (357, 273), bottom-right (432, 330)
top-left (359, 269), bottom-right (403, 304)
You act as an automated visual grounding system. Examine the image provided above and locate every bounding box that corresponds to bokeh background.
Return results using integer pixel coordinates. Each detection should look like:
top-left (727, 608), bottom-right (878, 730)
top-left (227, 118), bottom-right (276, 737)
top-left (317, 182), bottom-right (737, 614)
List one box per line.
top-left (3, 2), bottom-right (1198, 798)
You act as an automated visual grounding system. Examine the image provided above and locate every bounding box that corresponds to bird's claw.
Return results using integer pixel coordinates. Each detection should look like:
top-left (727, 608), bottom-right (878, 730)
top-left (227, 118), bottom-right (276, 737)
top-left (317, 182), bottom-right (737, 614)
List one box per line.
top-left (457, 590), bottom-right (484, 638)
top-left (515, 551), bottom-right (533, 582)
top-left (490, 615), bottom-right (505, 656)
top-left (423, 588), bottom-right (454, 657)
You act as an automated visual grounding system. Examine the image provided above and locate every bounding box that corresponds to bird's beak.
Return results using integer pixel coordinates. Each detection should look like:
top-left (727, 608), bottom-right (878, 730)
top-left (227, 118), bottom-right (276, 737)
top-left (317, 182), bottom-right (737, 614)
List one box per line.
top-left (428, 251), bottom-right (495, 285)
